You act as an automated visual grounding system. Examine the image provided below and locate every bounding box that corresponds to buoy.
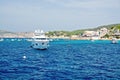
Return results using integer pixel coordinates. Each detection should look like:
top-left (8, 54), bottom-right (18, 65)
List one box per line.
top-left (23, 56), bottom-right (26, 59)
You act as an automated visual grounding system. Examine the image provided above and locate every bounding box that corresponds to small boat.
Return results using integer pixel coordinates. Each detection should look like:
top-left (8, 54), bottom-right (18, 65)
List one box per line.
top-left (31, 29), bottom-right (49, 50)
top-left (49, 38), bottom-right (53, 41)
top-left (111, 38), bottom-right (118, 44)
top-left (17, 39), bottom-right (22, 41)
top-left (0, 38), bottom-right (4, 41)
top-left (11, 39), bottom-right (15, 41)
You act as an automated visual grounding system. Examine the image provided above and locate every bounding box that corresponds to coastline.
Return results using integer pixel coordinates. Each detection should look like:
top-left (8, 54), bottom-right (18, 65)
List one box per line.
top-left (0, 37), bottom-right (113, 40)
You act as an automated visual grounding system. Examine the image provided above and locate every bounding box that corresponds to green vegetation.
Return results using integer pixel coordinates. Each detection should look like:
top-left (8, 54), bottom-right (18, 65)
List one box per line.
top-left (103, 34), bottom-right (110, 38)
top-left (46, 24), bottom-right (120, 37)
top-left (0, 23), bottom-right (120, 38)
top-left (46, 31), bottom-right (71, 37)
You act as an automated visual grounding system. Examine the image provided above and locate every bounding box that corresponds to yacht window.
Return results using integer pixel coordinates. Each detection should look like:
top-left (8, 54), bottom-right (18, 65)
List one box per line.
top-left (42, 43), bottom-right (44, 45)
top-left (36, 43), bottom-right (38, 45)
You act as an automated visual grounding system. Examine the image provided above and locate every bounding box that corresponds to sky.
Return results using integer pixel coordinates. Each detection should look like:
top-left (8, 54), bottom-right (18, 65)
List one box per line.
top-left (0, 0), bottom-right (120, 32)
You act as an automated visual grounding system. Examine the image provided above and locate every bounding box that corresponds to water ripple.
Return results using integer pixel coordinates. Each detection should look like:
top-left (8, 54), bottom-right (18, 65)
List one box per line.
top-left (0, 40), bottom-right (120, 79)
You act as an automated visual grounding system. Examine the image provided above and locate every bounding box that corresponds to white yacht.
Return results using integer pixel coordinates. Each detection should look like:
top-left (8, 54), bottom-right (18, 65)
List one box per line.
top-left (111, 38), bottom-right (118, 44)
top-left (31, 30), bottom-right (49, 50)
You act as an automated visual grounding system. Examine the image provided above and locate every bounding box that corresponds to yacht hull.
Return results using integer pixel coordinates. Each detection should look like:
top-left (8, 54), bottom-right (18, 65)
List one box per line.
top-left (31, 40), bottom-right (49, 50)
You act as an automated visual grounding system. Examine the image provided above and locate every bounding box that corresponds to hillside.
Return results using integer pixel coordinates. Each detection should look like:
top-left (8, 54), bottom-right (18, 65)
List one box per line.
top-left (46, 23), bottom-right (120, 37)
top-left (0, 23), bottom-right (120, 38)
top-left (0, 30), bottom-right (15, 34)
top-left (93, 24), bottom-right (120, 30)
top-left (0, 30), bottom-right (33, 38)
top-left (0, 30), bottom-right (17, 38)
top-left (47, 24), bottom-right (120, 36)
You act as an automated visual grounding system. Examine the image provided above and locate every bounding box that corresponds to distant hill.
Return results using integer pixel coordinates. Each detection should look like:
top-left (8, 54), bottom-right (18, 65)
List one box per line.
top-left (0, 30), bottom-right (17, 38)
top-left (46, 23), bottom-right (120, 36)
top-left (0, 30), bottom-right (33, 38)
top-left (0, 30), bottom-right (15, 34)
top-left (92, 24), bottom-right (120, 30)
top-left (0, 23), bottom-right (120, 38)
top-left (71, 23), bottom-right (120, 32)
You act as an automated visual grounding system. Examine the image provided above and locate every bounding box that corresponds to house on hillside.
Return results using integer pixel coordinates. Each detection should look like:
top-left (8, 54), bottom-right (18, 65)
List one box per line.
top-left (82, 27), bottom-right (109, 40)
top-left (99, 28), bottom-right (108, 37)
top-left (112, 29), bottom-right (120, 38)
top-left (70, 35), bottom-right (80, 40)
top-left (82, 31), bottom-right (100, 40)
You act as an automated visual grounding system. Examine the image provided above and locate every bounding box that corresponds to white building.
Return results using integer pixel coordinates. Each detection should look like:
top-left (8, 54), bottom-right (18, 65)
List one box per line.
top-left (99, 28), bottom-right (108, 37)
top-left (82, 31), bottom-right (100, 40)
top-left (83, 31), bottom-right (99, 37)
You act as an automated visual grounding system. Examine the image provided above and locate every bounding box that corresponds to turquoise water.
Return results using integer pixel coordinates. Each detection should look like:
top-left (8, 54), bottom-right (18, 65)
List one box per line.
top-left (0, 39), bottom-right (120, 80)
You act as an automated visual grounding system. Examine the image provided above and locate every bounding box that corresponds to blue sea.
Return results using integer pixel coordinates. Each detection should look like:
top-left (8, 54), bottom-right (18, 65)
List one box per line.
top-left (0, 38), bottom-right (120, 80)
